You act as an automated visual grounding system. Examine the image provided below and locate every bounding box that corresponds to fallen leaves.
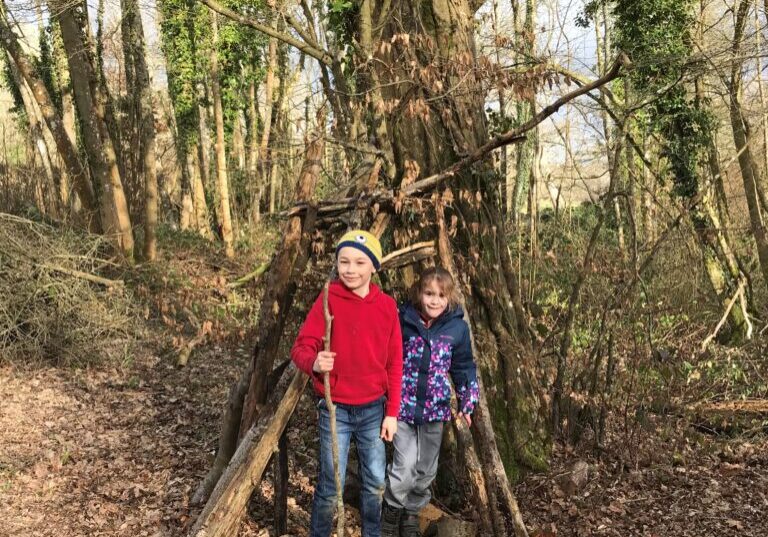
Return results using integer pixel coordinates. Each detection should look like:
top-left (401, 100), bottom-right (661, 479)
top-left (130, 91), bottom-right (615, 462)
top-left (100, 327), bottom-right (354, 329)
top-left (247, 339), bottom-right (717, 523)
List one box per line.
top-left (0, 344), bottom-right (250, 536)
top-left (516, 427), bottom-right (768, 537)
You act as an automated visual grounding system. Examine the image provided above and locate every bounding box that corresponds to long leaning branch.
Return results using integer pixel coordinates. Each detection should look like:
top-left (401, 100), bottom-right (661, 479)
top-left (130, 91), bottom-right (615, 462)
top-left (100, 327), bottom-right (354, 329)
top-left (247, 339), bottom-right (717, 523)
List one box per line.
top-left (321, 282), bottom-right (345, 536)
top-left (284, 53), bottom-right (631, 218)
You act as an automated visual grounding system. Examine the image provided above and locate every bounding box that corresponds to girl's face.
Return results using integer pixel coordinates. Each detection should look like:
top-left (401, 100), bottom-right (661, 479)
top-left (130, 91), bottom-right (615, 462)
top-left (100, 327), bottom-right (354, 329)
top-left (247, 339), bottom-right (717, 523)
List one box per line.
top-left (420, 280), bottom-right (448, 320)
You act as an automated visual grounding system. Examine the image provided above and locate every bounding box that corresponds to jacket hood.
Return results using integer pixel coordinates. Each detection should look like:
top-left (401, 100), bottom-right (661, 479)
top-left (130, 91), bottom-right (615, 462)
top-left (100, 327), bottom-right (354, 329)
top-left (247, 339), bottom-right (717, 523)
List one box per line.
top-left (329, 279), bottom-right (382, 303)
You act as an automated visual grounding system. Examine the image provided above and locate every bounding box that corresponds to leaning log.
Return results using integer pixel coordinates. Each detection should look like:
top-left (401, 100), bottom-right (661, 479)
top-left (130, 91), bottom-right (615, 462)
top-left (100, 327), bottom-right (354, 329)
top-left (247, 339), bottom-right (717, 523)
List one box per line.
top-left (191, 360), bottom-right (290, 505)
top-left (192, 131), bottom-right (323, 505)
top-left (436, 202), bottom-right (529, 537)
top-left (239, 131), bottom-right (324, 432)
top-left (189, 366), bottom-right (308, 537)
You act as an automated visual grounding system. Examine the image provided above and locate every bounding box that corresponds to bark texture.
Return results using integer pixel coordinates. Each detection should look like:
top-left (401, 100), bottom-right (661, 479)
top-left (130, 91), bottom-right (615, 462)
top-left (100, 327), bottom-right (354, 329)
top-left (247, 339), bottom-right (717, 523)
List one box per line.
top-left (372, 0), bottom-right (550, 482)
top-left (122, 0), bottom-right (159, 260)
top-left (0, 7), bottom-right (97, 226)
top-left (55, 1), bottom-right (134, 259)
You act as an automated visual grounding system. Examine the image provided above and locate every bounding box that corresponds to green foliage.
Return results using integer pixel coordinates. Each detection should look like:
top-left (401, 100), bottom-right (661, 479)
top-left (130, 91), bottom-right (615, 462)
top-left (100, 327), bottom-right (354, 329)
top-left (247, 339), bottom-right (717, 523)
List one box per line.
top-left (0, 21), bottom-right (60, 129)
top-left (652, 87), bottom-right (714, 198)
top-left (158, 0), bottom-right (212, 148)
top-left (326, 0), bottom-right (358, 46)
top-left (36, 23), bottom-right (60, 110)
top-left (1, 59), bottom-right (26, 123)
top-left (216, 2), bottom-right (267, 135)
top-left (579, 0), bottom-right (714, 199)
top-left (612, 0), bottom-right (693, 84)
top-left (158, 0), bottom-right (267, 149)
top-left (486, 108), bottom-right (516, 135)
top-left (610, 0), bottom-right (713, 199)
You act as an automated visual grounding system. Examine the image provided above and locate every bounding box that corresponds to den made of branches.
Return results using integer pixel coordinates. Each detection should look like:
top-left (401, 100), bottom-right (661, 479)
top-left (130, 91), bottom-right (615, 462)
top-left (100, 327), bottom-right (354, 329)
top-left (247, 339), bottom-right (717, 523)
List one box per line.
top-left (184, 1), bottom-right (625, 535)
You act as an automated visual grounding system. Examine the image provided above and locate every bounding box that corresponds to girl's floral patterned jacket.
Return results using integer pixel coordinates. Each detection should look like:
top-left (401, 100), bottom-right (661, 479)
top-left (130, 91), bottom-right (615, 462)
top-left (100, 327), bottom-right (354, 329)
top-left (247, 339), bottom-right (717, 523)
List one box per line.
top-left (398, 303), bottom-right (480, 424)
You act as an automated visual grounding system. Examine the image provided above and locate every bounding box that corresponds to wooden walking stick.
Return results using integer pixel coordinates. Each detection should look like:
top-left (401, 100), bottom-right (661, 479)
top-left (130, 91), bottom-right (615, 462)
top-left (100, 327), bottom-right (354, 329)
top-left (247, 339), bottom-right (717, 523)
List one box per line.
top-left (322, 280), bottom-right (345, 535)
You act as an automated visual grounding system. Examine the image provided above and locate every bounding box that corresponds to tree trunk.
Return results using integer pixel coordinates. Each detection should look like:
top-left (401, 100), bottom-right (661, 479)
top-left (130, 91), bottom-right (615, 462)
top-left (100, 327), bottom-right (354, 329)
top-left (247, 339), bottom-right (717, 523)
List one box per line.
top-left (754, 6), bottom-right (768, 188)
top-left (6, 53), bottom-right (59, 218)
top-left (160, 88), bottom-right (189, 228)
top-left (210, 14), bottom-right (235, 258)
top-left (189, 145), bottom-right (213, 237)
top-left (729, 0), bottom-right (768, 291)
top-left (0, 4), bottom-right (98, 228)
top-left (239, 131), bottom-right (324, 431)
top-left (597, 6), bottom-right (626, 260)
top-left (55, 0), bottom-right (135, 260)
top-left (372, 0), bottom-right (549, 490)
top-left (193, 132), bottom-right (324, 503)
top-left (262, 3), bottom-right (278, 214)
top-left (51, 20), bottom-right (75, 211)
top-left (248, 77), bottom-right (261, 223)
top-left (512, 0), bottom-right (537, 226)
top-left (436, 202), bottom-right (528, 537)
top-left (52, 23), bottom-right (77, 147)
top-left (491, 0), bottom-right (508, 216)
top-left (233, 108), bottom-right (246, 172)
top-left (704, 135), bottom-right (751, 300)
top-left (122, 0), bottom-right (159, 261)
top-left (641, 134), bottom-right (654, 242)
top-left (197, 84), bottom-right (213, 193)
top-left (92, 0), bottom-right (127, 190)
top-left (273, 431), bottom-right (289, 536)
top-left (694, 201), bottom-right (750, 341)
top-left (269, 71), bottom-right (288, 215)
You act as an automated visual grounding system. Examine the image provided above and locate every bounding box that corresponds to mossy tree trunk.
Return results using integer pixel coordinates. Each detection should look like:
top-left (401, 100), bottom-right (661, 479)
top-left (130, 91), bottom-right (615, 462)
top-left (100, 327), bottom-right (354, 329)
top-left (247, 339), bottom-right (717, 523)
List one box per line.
top-left (121, 0), bottom-right (159, 261)
top-left (54, 0), bottom-right (135, 260)
top-left (210, 14), bottom-right (235, 258)
top-left (371, 0), bottom-right (550, 481)
top-left (729, 0), bottom-right (768, 293)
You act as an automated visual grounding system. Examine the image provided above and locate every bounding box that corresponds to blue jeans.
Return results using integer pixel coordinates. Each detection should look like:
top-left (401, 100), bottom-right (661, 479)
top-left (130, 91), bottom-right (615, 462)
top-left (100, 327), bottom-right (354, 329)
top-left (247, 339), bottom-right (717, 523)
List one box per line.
top-left (310, 396), bottom-right (387, 537)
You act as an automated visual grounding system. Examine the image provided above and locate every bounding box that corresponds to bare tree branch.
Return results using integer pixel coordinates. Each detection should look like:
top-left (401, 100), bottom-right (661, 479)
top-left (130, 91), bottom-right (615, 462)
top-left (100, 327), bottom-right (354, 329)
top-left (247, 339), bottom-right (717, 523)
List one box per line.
top-left (285, 53), bottom-right (631, 216)
top-left (198, 0), bottom-right (333, 65)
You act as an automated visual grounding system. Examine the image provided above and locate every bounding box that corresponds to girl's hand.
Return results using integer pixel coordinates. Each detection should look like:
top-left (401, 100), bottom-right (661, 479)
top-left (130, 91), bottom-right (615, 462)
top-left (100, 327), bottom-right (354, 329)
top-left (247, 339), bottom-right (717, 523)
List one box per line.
top-left (457, 412), bottom-right (472, 427)
top-left (380, 416), bottom-right (397, 441)
top-left (312, 351), bottom-right (336, 373)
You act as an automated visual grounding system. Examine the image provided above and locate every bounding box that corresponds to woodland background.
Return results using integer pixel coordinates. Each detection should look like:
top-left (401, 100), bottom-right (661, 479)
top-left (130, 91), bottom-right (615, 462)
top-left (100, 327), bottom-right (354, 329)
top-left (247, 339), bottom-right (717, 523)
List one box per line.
top-left (1, 0), bottom-right (767, 535)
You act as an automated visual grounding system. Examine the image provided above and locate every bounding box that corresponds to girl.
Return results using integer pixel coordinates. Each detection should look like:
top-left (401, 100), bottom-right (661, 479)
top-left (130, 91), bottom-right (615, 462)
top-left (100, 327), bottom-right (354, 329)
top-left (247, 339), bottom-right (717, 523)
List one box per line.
top-left (381, 267), bottom-right (480, 537)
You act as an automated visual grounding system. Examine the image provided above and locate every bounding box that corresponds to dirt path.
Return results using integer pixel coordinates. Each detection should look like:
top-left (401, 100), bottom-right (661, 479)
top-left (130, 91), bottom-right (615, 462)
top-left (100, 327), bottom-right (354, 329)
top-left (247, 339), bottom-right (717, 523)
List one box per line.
top-left (0, 343), bottom-right (250, 537)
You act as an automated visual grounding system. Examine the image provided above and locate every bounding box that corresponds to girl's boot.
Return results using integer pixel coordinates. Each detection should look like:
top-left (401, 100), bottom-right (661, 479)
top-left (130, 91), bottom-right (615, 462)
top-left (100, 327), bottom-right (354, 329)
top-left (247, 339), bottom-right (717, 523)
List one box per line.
top-left (381, 501), bottom-right (402, 537)
top-left (400, 511), bottom-right (421, 537)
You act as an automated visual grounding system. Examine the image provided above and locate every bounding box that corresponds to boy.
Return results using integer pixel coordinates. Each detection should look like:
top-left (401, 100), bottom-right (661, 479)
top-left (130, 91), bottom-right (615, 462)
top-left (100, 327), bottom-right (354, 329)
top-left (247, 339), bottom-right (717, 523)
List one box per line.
top-left (291, 230), bottom-right (403, 537)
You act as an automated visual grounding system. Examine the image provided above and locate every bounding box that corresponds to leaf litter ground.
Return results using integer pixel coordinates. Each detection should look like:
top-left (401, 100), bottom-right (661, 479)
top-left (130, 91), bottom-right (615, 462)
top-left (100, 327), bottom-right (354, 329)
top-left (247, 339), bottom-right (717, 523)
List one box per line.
top-left (2, 344), bottom-right (767, 537)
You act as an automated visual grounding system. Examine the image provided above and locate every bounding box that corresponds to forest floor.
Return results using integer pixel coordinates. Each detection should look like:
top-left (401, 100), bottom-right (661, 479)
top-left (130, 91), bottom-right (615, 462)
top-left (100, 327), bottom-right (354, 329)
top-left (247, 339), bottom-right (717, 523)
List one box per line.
top-left (2, 225), bottom-right (767, 537)
top-left (2, 339), bottom-right (767, 537)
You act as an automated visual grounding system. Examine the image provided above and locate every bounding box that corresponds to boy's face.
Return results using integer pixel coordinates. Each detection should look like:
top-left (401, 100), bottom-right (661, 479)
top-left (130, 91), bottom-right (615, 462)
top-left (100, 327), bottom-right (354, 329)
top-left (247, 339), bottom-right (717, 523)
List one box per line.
top-left (337, 246), bottom-right (376, 291)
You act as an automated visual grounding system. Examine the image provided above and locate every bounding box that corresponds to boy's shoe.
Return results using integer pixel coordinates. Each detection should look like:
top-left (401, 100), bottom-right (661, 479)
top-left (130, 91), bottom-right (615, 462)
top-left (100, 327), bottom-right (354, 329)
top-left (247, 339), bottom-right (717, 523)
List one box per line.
top-left (400, 512), bottom-right (421, 537)
top-left (381, 502), bottom-right (403, 537)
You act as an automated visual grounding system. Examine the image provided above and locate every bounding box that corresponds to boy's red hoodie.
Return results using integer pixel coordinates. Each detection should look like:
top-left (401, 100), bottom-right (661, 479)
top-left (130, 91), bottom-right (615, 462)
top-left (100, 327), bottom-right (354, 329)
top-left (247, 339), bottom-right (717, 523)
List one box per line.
top-left (291, 280), bottom-right (403, 417)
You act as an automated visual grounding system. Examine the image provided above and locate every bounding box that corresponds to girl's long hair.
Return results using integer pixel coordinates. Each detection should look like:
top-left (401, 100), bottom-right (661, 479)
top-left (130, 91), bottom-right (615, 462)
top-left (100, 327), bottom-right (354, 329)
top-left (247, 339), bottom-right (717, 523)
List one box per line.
top-left (410, 267), bottom-right (461, 311)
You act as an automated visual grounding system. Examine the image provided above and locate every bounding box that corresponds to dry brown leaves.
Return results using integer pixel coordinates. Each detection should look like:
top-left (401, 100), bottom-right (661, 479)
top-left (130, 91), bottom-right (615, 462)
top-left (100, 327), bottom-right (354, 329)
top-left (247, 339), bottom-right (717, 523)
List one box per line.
top-left (517, 420), bottom-right (768, 537)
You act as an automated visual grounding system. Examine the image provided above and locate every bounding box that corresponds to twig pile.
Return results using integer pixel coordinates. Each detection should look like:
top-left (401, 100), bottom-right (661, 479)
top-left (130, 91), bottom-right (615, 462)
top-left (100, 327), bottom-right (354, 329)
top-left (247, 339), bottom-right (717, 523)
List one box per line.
top-left (0, 213), bottom-right (136, 366)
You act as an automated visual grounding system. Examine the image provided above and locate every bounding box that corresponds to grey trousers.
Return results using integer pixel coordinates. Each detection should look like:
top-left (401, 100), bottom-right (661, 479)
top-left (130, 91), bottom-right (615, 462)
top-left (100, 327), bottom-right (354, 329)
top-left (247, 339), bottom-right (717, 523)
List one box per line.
top-left (384, 420), bottom-right (444, 513)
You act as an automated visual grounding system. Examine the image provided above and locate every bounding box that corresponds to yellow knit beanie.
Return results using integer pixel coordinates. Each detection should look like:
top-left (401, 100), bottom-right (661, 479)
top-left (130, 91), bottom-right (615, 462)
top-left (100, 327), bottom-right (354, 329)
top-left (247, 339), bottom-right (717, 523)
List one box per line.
top-left (335, 230), bottom-right (383, 270)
